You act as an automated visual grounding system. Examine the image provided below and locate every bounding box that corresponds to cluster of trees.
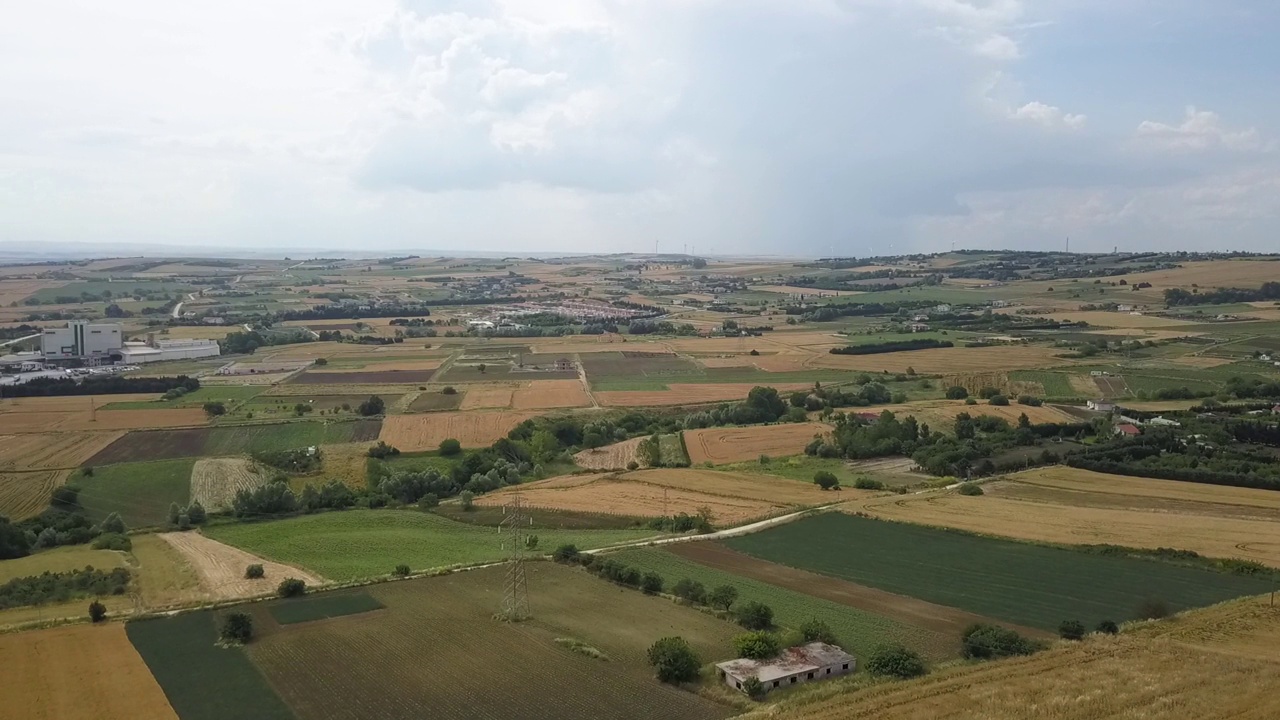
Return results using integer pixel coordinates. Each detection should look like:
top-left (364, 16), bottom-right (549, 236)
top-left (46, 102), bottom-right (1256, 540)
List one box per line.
top-left (1066, 431), bottom-right (1280, 491)
top-left (0, 374), bottom-right (198, 399)
top-left (1, 488), bottom-right (144, 556)
top-left (960, 624), bottom-right (1043, 659)
top-left (683, 386), bottom-right (797, 428)
top-left (1164, 282), bottom-right (1280, 307)
top-left (252, 448), bottom-right (322, 473)
top-left (0, 566), bottom-right (131, 610)
top-left (829, 338), bottom-right (953, 356)
top-left (231, 480), bottom-right (357, 518)
top-left (635, 434), bottom-right (690, 468)
top-left (789, 380), bottom-right (895, 412)
top-left (627, 320), bottom-right (699, 336)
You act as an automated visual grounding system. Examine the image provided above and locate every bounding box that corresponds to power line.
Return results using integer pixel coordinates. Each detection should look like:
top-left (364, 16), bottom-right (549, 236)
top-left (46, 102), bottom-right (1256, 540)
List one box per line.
top-left (498, 494), bottom-right (530, 622)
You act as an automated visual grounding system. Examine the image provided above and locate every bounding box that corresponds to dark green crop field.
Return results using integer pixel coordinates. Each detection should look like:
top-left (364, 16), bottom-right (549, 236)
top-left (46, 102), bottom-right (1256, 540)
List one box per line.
top-left (724, 513), bottom-right (1275, 630)
top-left (270, 591), bottom-right (384, 625)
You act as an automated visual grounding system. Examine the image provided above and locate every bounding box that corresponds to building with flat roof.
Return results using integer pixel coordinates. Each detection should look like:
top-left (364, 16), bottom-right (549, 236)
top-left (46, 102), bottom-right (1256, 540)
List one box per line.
top-left (119, 336), bottom-right (220, 364)
top-left (41, 321), bottom-right (123, 363)
top-left (716, 643), bottom-right (855, 695)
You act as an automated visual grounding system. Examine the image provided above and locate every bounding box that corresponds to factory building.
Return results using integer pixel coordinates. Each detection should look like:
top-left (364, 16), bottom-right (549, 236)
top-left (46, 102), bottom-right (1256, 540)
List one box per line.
top-left (41, 321), bottom-right (123, 363)
top-left (120, 335), bottom-right (221, 364)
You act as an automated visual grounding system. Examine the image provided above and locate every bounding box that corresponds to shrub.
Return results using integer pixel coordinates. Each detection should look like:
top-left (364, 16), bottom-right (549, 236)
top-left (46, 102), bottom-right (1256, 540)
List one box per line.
top-left (799, 618), bottom-right (837, 644)
top-left (88, 600), bottom-right (107, 623)
top-left (866, 644), bottom-right (927, 679)
top-left (245, 564), bottom-right (265, 580)
top-left (1058, 620), bottom-right (1086, 640)
top-left (741, 676), bottom-right (765, 699)
top-left (314, 358), bottom-right (328, 366)
top-left (758, 454), bottom-right (771, 465)
top-left (978, 386), bottom-right (1000, 399)
top-left (439, 438), bottom-right (462, 456)
top-left (441, 386), bottom-right (457, 395)
top-left (736, 601), bottom-right (774, 630)
top-left (813, 471), bottom-right (839, 490)
top-left (708, 584), bottom-right (739, 611)
top-left (186, 501), bottom-right (206, 525)
top-left (733, 631), bottom-right (780, 660)
top-left (1096, 620), bottom-right (1120, 635)
top-left (458, 490), bottom-right (475, 511)
top-left (1135, 598), bottom-right (1170, 620)
top-left (672, 578), bottom-right (707, 605)
top-left (964, 398), bottom-right (977, 405)
top-left (220, 612), bottom-right (253, 645)
top-left (957, 482), bottom-right (984, 496)
top-left (81, 467), bottom-right (94, 477)
top-left (988, 394), bottom-right (1009, 406)
top-left (367, 441), bottom-right (401, 459)
top-left (647, 637), bottom-right (701, 684)
top-left (357, 395), bottom-right (386, 416)
top-left (176, 514), bottom-right (192, 531)
top-left (91, 532), bottom-right (132, 551)
top-left (1017, 395), bottom-right (1043, 406)
top-left (277, 578), bottom-right (307, 598)
top-left (417, 493), bottom-right (439, 509)
top-left (961, 624), bottom-right (1041, 659)
top-left (853, 477), bottom-right (884, 490)
top-left (641, 572), bottom-right (664, 595)
top-left (393, 564), bottom-right (411, 577)
top-left (626, 460), bottom-right (639, 471)
top-left (202, 401), bottom-right (226, 417)
top-left (945, 386), bottom-right (969, 400)
top-left (552, 544), bottom-right (580, 563)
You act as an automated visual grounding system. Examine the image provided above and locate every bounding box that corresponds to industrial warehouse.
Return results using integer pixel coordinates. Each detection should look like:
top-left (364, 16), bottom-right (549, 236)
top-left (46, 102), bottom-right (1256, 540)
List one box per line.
top-left (0, 320), bottom-right (220, 374)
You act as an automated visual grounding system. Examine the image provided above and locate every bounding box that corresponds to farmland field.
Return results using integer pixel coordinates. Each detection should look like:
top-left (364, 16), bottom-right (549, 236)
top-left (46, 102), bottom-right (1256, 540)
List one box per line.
top-left (511, 379), bottom-right (592, 409)
top-left (127, 610), bottom-right (295, 720)
top-left (291, 369), bottom-right (438, 384)
top-left (269, 590), bottom-right (384, 625)
top-left (724, 513), bottom-right (1276, 630)
top-left (379, 411), bottom-right (535, 450)
top-left (806, 345), bottom-right (1066, 373)
top-left (407, 390), bottom-right (464, 412)
top-left (573, 436), bottom-right (644, 469)
top-left (868, 399), bottom-right (1080, 430)
top-left (158, 531), bottom-right (325, 601)
top-left (84, 420), bottom-right (382, 465)
top-left (205, 510), bottom-right (658, 581)
top-left (596, 383), bottom-right (811, 407)
top-left (0, 623), bottom-right (179, 720)
top-left (189, 458), bottom-right (266, 511)
top-left (459, 385), bottom-right (515, 409)
top-left (0, 543), bottom-right (128, 584)
top-left (684, 422), bottom-right (831, 465)
top-left (610, 547), bottom-right (952, 660)
top-left (0, 469), bottom-right (69, 520)
top-left (0, 431), bottom-right (123, 471)
top-left (245, 563), bottom-right (737, 720)
top-left (76, 458), bottom-right (196, 527)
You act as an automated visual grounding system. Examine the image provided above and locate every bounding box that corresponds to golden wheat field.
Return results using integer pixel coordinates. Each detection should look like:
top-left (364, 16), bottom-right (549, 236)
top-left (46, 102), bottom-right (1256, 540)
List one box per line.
top-left (189, 458), bottom-right (266, 511)
top-left (572, 437), bottom-right (644, 470)
top-left (0, 470), bottom-right (70, 521)
top-left (867, 400), bottom-right (1079, 429)
top-left (684, 422), bottom-right (831, 465)
top-left (618, 468), bottom-right (838, 506)
top-left (511, 379), bottom-right (592, 409)
top-left (379, 411), bottom-right (536, 450)
top-left (0, 431), bottom-right (123, 470)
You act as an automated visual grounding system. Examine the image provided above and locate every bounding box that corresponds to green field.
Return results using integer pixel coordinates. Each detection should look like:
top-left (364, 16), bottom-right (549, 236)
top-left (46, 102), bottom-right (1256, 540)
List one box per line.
top-left (269, 590), bottom-right (384, 625)
top-left (127, 610), bottom-right (294, 720)
top-left (103, 386), bottom-right (265, 410)
top-left (206, 510), bottom-right (659, 581)
top-left (724, 514), bottom-right (1276, 630)
top-left (719, 456), bottom-right (876, 488)
top-left (76, 458), bottom-right (195, 527)
top-left (29, 280), bottom-right (195, 303)
top-left (609, 548), bottom-right (951, 660)
top-left (84, 420), bottom-right (383, 467)
top-left (1008, 370), bottom-right (1078, 398)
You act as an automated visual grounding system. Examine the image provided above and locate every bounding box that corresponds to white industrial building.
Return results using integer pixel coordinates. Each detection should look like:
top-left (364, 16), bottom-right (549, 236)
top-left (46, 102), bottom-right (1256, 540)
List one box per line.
top-left (120, 336), bottom-right (221, 364)
top-left (39, 322), bottom-right (220, 365)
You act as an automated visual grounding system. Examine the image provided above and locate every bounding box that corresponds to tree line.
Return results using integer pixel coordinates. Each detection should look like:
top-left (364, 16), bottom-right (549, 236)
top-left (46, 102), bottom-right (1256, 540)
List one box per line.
top-left (0, 374), bottom-right (198, 398)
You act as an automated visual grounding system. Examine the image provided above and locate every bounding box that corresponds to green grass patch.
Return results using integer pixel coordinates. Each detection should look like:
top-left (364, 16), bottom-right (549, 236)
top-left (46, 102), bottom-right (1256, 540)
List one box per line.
top-left (724, 514), bottom-right (1277, 631)
top-left (721, 456), bottom-right (867, 487)
top-left (77, 458), bottom-right (195, 528)
top-left (126, 610), bottom-right (294, 720)
top-left (103, 386), bottom-right (265, 410)
top-left (432, 504), bottom-right (646, 530)
top-left (269, 591), bottom-right (384, 625)
top-left (1008, 370), bottom-right (1077, 398)
top-left (205, 510), bottom-right (659, 581)
top-left (609, 547), bottom-right (950, 661)
top-left (204, 421), bottom-right (381, 455)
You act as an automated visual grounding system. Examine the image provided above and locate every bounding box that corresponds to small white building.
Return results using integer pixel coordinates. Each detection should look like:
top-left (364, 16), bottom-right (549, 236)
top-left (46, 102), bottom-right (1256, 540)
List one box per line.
top-left (716, 643), bottom-right (855, 695)
top-left (1148, 416), bottom-right (1181, 427)
top-left (1087, 400), bottom-right (1116, 412)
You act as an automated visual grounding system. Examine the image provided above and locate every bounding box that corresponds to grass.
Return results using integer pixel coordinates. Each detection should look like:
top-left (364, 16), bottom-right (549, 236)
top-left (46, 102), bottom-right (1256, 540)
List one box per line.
top-left (203, 420), bottom-right (379, 454)
top-left (658, 433), bottom-right (689, 465)
top-left (0, 544), bottom-right (128, 584)
top-left (720, 455), bottom-right (860, 487)
top-left (127, 610), bottom-right (294, 720)
top-left (205, 510), bottom-right (659, 581)
top-left (609, 547), bottom-right (950, 661)
top-left (76, 458), bottom-right (195, 528)
top-left (432, 504), bottom-right (647, 530)
top-left (102, 386), bottom-right (265, 410)
top-left (269, 591), bottom-right (384, 625)
top-left (1008, 370), bottom-right (1078, 398)
top-left (724, 514), bottom-right (1277, 631)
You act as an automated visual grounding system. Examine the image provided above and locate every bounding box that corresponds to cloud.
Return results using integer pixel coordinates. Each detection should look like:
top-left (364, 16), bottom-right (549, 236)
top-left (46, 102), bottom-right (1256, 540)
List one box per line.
top-left (1009, 101), bottom-right (1086, 129)
top-left (1136, 106), bottom-right (1270, 152)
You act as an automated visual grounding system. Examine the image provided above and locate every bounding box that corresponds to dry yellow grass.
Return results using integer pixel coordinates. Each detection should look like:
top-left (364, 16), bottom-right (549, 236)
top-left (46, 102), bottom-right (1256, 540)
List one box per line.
top-left (806, 345), bottom-right (1065, 373)
top-left (0, 279), bottom-right (65, 305)
top-left (867, 400), bottom-right (1079, 428)
top-left (1119, 259), bottom-right (1280, 289)
top-left (460, 385), bottom-right (515, 409)
top-left (0, 623), bottom-right (179, 720)
top-left (190, 458), bottom-right (265, 511)
top-left (158, 531), bottom-right (325, 601)
top-left (129, 533), bottom-right (205, 609)
top-left (0, 432), bottom-right (123, 470)
top-left (619, 468), bottom-right (839, 505)
top-left (0, 470), bottom-right (70, 520)
top-left (0, 407), bottom-right (205, 433)
top-left (1032, 310), bottom-right (1195, 328)
top-left (940, 372), bottom-right (1041, 397)
top-left (511, 379), bottom-right (592, 409)
top-left (573, 437), bottom-right (645, 470)
top-left (684, 422), bottom-right (831, 465)
top-left (765, 596), bottom-right (1280, 719)
top-left (379, 411), bottom-right (536, 450)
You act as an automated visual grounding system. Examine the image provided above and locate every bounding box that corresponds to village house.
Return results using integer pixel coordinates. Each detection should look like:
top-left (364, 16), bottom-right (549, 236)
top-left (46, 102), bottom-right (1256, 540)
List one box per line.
top-left (1113, 423), bottom-right (1142, 438)
top-left (1087, 400), bottom-right (1115, 412)
top-left (716, 643), bottom-right (855, 696)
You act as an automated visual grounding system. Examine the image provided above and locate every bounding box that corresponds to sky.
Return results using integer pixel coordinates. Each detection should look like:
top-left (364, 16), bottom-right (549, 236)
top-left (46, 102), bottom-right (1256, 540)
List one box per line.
top-left (1, 0), bottom-right (1278, 257)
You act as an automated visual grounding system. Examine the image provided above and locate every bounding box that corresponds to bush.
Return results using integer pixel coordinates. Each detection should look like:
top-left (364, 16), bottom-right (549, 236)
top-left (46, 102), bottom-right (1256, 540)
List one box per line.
top-left (1058, 620), bottom-right (1086, 640)
top-left (988, 394), bottom-right (1009, 406)
top-left (1017, 395), bottom-right (1043, 407)
top-left (626, 461), bottom-right (639, 471)
top-left (672, 578), bottom-right (707, 605)
top-left (357, 395), bottom-right (386, 416)
top-left (736, 601), bottom-right (774, 630)
top-left (553, 544), bottom-right (580, 563)
top-left (866, 644), bottom-right (927, 679)
top-left (741, 676), bottom-right (765, 699)
top-left (441, 386), bottom-right (457, 395)
top-left (1096, 620), bottom-right (1120, 635)
top-left (186, 501), bottom-right (206, 525)
top-left (964, 397), bottom-right (977, 405)
top-left (245, 564), bottom-right (265, 580)
top-left (733, 631), bottom-right (780, 660)
top-left (91, 532), bottom-right (132, 551)
top-left (813, 471), bottom-right (839, 490)
top-left (758, 454), bottom-right (771, 465)
top-left (647, 636), bottom-right (701, 683)
top-left (393, 564), bottom-right (411, 577)
top-left (417, 493), bottom-right (439, 509)
top-left (708, 584), bottom-right (739, 611)
top-left (853, 477), bottom-right (884, 490)
top-left (799, 618), bottom-right (837, 644)
top-left (458, 490), bottom-right (475, 511)
top-left (367, 441), bottom-right (401, 459)
top-left (1135, 598), bottom-right (1170, 620)
top-left (945, 386), bottom-right (969, 400)
top-left (203, 401), bottom-right (226, 417)
top-left (961, 624), bottom-right (1041, 659)
top-left (439, 438), bottom-right (462, 456)
top-left (277, 578), bottom-right (307, 598)
top-left (978, 386), bottom-right (1000, 399)
top-left (641, 572), bottom-right (664, 595)
top-left (88, 600), bottom-right (107, 623)
top-left (220, 612), bottom-right (253, 645)
top-left (314, 358), bottom-right (328, 366)
top-left (957, 482), bottom-right (984, 496)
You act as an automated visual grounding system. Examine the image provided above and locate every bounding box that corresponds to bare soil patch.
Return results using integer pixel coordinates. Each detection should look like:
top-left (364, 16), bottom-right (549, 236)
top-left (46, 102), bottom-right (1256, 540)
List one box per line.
top-left (684, 422), bottom-right (831, 465)
top-left (459, 385), bottom-right (516, 410)
top-left (158, 531), bottom-right (325, 601)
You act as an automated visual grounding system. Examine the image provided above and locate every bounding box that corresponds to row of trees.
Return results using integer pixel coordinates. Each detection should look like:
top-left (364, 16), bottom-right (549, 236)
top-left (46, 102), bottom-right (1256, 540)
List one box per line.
top-left (0, 374), bottom-right (198, 399)
top-left (829, 338), bottom-right (953, 356)
top-left (0, 566), bottom-right (131, 610)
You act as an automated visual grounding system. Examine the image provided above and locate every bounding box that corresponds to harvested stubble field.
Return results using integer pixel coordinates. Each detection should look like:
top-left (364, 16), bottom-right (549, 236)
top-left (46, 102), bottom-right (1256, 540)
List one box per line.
top-left (245, 563), bottom-right (737, 720)
top-left (459, 385), bottom-right (515, 409)
top-left (726, 513), bottom-right (1275, 630)
top-left (684, 422), bottom-right (831, 465)
top-left (618, 468), bottom-right (838, 506)
top-left (0, 431), bottom-right (124, 470)
top-left (596, 383), bottom-right (811, 407)
top-left (190, 458), bottom-right (266, 511)
top-left (476, 473), bottom-right (787, 525)
top-left (573, 436), bottom-right (643, 470)
top-left (379, 411), bottom-right (536, 450)
top-left (868, 400), bottom-right (1080, 429)
top-left (511, 379), bottom-right (592, 409)
top-left (768, 596), bottom-right (1280, 720)
top-left (0, 469), bottom-right (70, 520)
top-left (0, 405), bottom-right (206, 433)
top-left (940, 372), bottom-right (1041, 397)
top-left (158, 531), bottom-right (325, 601)
top-left (0, 623), bottom-right (179, 720)
top-left (806, 345), bottom-right (1065, 373)
top-left (407, 390), bottom-right (464, 412)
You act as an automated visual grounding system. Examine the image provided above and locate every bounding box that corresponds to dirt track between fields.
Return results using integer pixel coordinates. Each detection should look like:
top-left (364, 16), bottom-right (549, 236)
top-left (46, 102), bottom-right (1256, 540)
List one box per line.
top-left (158, 532), bottom-right (325, 601)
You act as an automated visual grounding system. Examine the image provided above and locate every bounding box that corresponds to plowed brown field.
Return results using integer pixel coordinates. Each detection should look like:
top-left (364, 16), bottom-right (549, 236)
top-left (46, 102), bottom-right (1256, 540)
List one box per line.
top-left (379, 411), bottom-right (536, 450)
top-left (684, 422), bottom-right (831, 465)
top-left (158, 531), bottom-right (325, 601)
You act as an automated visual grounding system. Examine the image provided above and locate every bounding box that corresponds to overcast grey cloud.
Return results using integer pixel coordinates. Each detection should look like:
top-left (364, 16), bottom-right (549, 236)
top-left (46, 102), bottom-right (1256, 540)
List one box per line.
top-left (0, 0), bottom-right (1277, 255)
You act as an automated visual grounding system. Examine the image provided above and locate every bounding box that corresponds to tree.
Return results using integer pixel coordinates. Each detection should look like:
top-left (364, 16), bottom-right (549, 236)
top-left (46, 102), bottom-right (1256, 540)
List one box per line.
top-left (741, 676), bottom-right (765, 699)
top-left (245, 564), bottom-right (265, 579)
top-left (672, 578), bottom-right (707, 605)
top-left (51, 485), bottom-right (80, 511)
top-left (458, 490), bottom-right (475, 510)
top-left (961, 624), bottom-right (1040, 659)
top-left (691, 257), bottom-right (708, 269)
top-left (0, 516), bottom-right (31, 559)
top-left (186, 501), bottom-right (207, 525)
top-left (100, 512), bottom-right (126, 535)
top-left (167, 502), bottom-right (182, 526)
top-left (202, 401), bottom-right (226, 417)
top-left (945, 386), bottom-right (969, 400)
top-left (277, 578), bottom-right (307, 598)
top-left (641, 572), bottom-right (664, 595)
top-left (813, 471), bottom-right (839, 490)
top-left (1096, 620), bottom-right (1120, 635)
top-left (393, 564), bottom-right (411, 577)
top-left (88, 600), bottom-right (107, 623)
top-left (989, 394), bottom-right (1009, 406)
top-left (736, 601), bottom-right (774, 630)
top-left (1058, 620), bottom-right (1086, 640)
top-left (220, 612), bottom-right (253, 645)
top-left (438, 438), bottom-right (462, 457)
top-left (314, 358), bottom-right (328, 366)
top-left (358, 395), bottom-right (386, 416)
top-left (478, 363), bottom-right (487, 374)
top-left (957, 483), bottom-right (984, 496)
top-left (866, 644), bottom-right (926, 679)
top-left (1017, 412), bottom-right (1031, 429)
top-left (647, 637), bottom-right (701, 683)
top-left (799, 618), bottom-right (837, 644)
top-left (553, 544), bottom-right (580, 563)
top-left (708, 584), bottom-right (739, 611)
top-left (417, 493), bottom-right (439, 509)
top-left (733, 631), bottom-right (780, 660)
top-left (441, 386), bottom-right (457, 395)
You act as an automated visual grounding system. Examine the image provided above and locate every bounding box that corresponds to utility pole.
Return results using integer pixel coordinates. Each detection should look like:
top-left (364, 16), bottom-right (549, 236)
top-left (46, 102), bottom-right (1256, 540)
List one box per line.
top-left (498, 495), bottom-right (531, 622)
